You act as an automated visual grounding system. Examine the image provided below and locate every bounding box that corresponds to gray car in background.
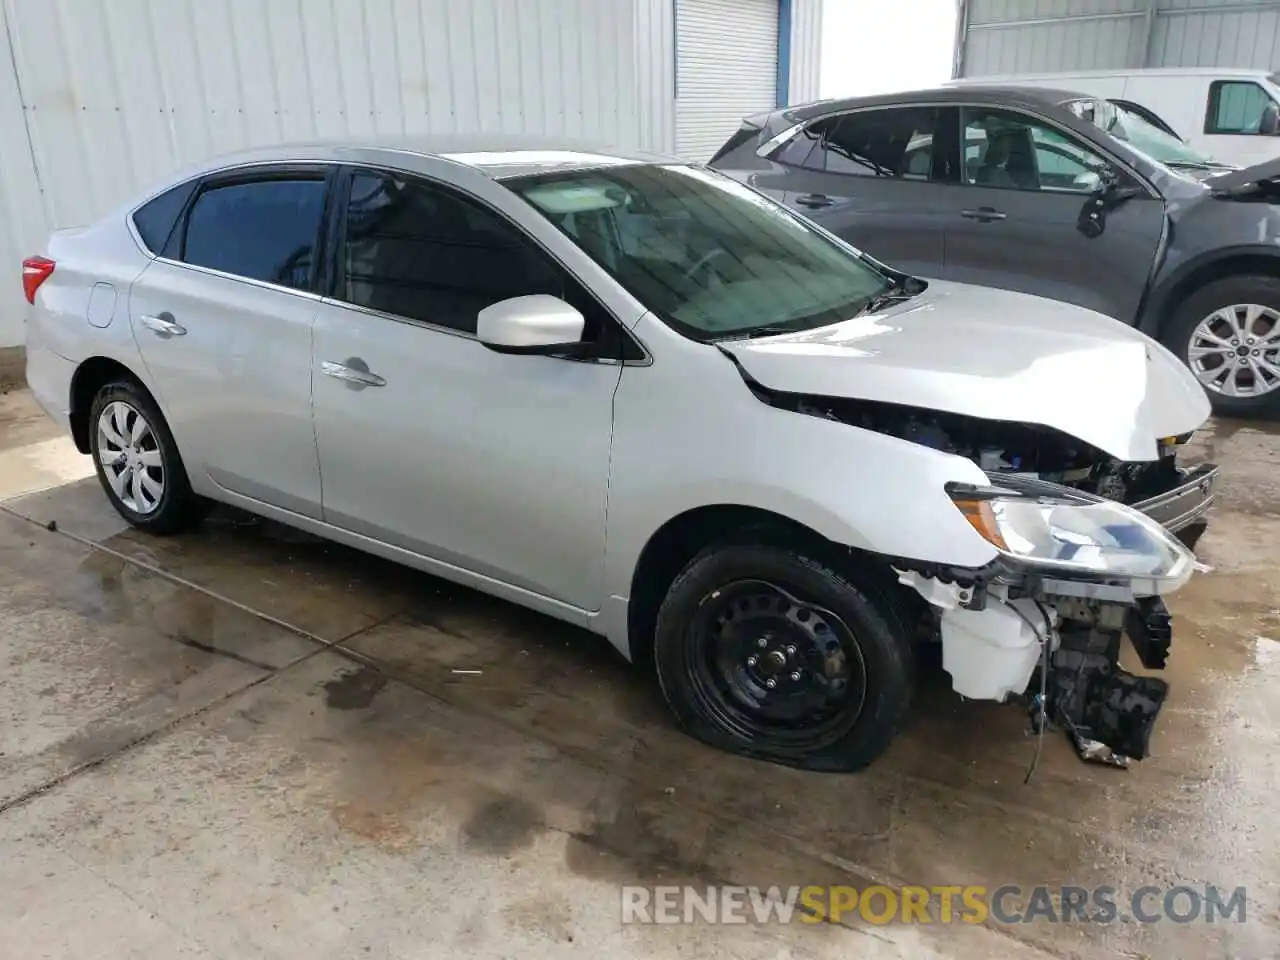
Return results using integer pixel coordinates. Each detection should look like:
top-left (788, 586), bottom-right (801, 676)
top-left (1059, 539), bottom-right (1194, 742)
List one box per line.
top-left (710, 84), bottom-right (1280, 417)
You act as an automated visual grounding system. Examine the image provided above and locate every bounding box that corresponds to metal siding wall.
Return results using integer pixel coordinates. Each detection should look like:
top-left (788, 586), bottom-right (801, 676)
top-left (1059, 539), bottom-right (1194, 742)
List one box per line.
top-left (0, 1), bottom-right (44, 348)
top-left (0, 0), bottom-right (672, 347)
top-left (787, 0), bottom-right (822, 104)
top-left (1150, 3), bottom-right (1280, 69)
top-left (959, 0), bottom-right (1280, 75)
top-left (634, 0), bottom-right (676, 154)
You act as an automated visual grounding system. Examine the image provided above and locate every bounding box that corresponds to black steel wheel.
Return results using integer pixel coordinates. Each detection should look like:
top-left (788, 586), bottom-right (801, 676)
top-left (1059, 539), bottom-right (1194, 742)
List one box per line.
top-left (653, 541), bottom-right (914, 773)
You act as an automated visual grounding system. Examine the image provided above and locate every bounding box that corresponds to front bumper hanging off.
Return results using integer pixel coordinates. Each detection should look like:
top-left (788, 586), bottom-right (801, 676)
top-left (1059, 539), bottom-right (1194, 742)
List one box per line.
top-left (1037, 462), bottom-right (1220, 768)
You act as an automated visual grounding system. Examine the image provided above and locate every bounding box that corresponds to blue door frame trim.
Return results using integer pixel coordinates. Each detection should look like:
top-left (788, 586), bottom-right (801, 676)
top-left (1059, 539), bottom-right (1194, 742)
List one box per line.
top-left (777, 0), bottom-right (792, 106)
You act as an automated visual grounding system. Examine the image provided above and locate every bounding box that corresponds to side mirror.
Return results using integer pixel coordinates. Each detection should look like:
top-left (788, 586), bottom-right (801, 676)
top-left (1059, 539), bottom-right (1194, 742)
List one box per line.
top-left (1261, 102), bottom-right (1280, 136)
top-left (477, 295), bottom-right (587, 356)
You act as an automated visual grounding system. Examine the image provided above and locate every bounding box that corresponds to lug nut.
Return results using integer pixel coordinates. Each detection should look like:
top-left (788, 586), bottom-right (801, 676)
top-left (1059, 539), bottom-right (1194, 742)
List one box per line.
top-left (757, 637), bottom-right (768, 648)
top-left (746, 655), bottom-right (758, 667)
top-left (785, 644), bottom-right (797, 656)
top-left (790, 671), bottom-right (802, 681)
top-left (1233, 339), bottom-right (1240, 346)
top-left (765, 678), bottom-right (777, 689)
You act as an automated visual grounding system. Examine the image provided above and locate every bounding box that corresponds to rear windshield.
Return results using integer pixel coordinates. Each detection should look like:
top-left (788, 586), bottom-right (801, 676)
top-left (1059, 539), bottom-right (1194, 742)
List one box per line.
top-left (506, 164), bottom-right (892, 341)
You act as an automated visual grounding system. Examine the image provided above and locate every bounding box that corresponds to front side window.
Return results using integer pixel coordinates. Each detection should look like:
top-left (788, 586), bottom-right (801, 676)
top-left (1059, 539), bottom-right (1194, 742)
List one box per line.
top-left (181, 176), bottom-right (326, 290)
top-left (1206, 80), bottom-right (1278, 134)
top-left (338, 170), bottom-right (563, 334)
top-left (962, 107), bottom-right (1107, 193)
top-left (778, 107), bottom-right (941, 180)
top-left (1066, 97), bottom-right (1222, 172)
top-left (509, 164), bottom-right (893, 341)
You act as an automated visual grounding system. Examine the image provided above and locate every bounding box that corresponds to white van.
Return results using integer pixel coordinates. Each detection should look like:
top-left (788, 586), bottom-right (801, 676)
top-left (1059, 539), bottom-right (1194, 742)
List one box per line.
top-left (950, 68), bottom-right (1280, 168)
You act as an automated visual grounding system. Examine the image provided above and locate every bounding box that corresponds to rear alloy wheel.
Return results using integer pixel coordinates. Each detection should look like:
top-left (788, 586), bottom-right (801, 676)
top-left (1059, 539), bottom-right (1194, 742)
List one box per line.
top-left (653, 542), bottom-right (914, 773)
top-left (88, 379), bottom-right (206, 534)
top-left (1166, 275), bottom-right (1280, 416)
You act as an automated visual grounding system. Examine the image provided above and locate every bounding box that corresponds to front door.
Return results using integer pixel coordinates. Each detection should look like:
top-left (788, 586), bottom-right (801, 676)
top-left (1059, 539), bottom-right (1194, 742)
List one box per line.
top-left (310, 167), bottom-right (621, 609)
top-left (128, 169), bottom-right (328, 516)
top-left (941, 105), bottom-right (1164, 323)
top-left (772, 105), bottom-right (953, 278)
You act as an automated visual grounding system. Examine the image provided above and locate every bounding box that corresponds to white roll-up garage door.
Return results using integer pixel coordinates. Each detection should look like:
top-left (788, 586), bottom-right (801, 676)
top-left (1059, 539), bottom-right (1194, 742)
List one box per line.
top-left (675, 0), bottom-right (779, 162)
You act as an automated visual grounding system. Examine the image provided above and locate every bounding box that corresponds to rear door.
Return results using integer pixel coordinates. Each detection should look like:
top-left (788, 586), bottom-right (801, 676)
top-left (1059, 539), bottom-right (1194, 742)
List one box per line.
top-left (940, 105), bottom-right (1164, 323)
top-left (772, 105), bottom-right (955, 278)
top-left (127, 166), bottom-right (329, 516)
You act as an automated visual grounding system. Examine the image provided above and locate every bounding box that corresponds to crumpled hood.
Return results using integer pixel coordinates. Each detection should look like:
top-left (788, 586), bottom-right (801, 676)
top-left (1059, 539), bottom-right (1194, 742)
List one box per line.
top-left (1206, 154), bottom-right (1280, 192)
top-left (721, 280), bottom-right (1210, 462)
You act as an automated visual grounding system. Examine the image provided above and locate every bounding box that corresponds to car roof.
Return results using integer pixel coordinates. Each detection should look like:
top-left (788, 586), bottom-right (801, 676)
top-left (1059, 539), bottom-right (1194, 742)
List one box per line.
top-left (157, 135), bottom-right (676, 187)
top-left (783, 84), bottom-right (1092, 122)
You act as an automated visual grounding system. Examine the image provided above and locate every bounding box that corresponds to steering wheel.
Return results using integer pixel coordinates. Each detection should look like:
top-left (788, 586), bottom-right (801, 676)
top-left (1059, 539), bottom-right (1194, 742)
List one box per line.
top-left (680, 248), bottom-right (730, 289)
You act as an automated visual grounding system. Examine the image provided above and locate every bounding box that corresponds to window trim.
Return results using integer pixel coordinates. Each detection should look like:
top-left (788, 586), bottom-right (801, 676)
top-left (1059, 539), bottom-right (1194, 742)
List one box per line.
top-left (765, 99), bottom-right (1159, 200)
top-left (328, 163), bottom-right (650, 366)
top-left (771, 105), bottom-right (953, 183)
top-left (168, 164), bottom-right (336, 295)
top-left (1204, 79), bottom-right (1278, 136)
top-left (956, 104), bottom-right (1152, 198)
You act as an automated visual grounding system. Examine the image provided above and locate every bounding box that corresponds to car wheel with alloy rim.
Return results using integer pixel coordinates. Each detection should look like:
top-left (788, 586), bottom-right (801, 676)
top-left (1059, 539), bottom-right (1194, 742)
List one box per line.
top-left (652, 540), bottom-right (914, 772)
top-left (1165, 274), bottom-right (1280, 417)
top-left (88, 378), bottom-right (207, 534)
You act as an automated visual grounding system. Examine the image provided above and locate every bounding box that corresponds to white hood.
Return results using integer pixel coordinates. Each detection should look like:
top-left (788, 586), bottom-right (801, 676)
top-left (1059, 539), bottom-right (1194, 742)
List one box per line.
top-left (721, 280), bottom-right (1210, 462)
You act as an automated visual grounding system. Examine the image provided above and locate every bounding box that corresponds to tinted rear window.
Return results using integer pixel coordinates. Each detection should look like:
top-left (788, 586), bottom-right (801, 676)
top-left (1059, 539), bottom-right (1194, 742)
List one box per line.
top-left (132, 180), bottom-right (197, 254)
top-left (181, 177), bottom-right (327, 290)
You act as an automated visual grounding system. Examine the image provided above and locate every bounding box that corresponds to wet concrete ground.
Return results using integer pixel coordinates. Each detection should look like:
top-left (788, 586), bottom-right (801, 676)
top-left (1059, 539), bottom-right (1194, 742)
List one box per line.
top-left (0, 387), bottom-right (1276, 959)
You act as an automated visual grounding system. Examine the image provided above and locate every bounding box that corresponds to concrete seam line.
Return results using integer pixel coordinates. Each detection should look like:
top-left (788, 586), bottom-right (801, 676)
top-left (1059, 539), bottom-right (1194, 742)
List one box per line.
top-left (0, 502), bottom-right (342, 650)
top-left (0, 646), bottom-right (335, 818)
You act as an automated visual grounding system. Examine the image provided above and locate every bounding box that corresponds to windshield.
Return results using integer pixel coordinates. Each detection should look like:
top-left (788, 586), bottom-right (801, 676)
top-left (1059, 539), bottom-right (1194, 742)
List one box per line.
top-left (1069, 98), bottom-right (1222, 169)
top-left (507, 164), bottom-right (893, 341)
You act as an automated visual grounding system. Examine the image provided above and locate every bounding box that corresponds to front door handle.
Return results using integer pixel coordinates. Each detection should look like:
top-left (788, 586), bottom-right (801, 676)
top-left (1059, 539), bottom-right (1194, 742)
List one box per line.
top-left (795, 193), bottom-right (834, 209)
top-left (321, 359), bottom-right (386, 388)
top-left (960, 206), bottom-right (1007, 223)
top-left (139, 313), bottom-right (187, 337)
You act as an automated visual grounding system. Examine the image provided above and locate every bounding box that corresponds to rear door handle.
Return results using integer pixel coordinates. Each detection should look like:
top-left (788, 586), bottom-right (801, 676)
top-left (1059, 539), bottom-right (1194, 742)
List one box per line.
top-left (794, 193), bottom-right (835, 209)
top-left (321, 359), bottom-right (386, 388)
top-left (960, 207), bottom-right (1007, 222)
top-left (138, 313), bottom-right (187, 337)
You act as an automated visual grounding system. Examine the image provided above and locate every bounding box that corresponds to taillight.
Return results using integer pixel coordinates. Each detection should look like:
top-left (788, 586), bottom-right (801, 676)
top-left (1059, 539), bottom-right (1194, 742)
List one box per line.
top-left (22, 256), bottom-right (55, 305)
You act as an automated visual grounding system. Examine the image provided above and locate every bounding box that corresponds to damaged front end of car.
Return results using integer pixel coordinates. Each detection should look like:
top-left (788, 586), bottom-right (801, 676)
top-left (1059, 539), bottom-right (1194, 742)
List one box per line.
top-left (762, 390), bottom-right (1218, 768)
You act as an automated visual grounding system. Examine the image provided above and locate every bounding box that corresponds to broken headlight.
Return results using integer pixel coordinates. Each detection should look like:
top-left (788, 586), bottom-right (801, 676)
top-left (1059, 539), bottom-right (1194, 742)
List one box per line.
top-left (948, 483), bottom-right (1196, 594)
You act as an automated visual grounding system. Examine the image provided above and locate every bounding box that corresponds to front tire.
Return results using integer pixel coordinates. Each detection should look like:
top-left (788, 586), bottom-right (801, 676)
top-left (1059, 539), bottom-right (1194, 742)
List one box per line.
top-left (652, 542), bottom-right (914, 773)
top-left (1163, 274), bottom-right (1280, 417)
top-left (88, 379), bottom-right (205, 534)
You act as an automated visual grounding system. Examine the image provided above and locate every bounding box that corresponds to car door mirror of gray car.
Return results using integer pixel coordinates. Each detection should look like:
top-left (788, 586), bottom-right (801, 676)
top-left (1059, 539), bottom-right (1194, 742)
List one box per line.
top-left (477, 294), bottom-right (589, 356)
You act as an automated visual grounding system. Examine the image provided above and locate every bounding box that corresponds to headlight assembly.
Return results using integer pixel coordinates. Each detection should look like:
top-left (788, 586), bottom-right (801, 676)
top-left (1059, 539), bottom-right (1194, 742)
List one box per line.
top-left (948, 482), bottom-right (1196, 595)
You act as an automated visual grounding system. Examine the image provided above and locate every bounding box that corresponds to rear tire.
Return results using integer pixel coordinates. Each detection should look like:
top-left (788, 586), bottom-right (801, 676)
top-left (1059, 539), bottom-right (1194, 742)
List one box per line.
top-left (652, 541), bottom-right (914, 773)
top-left (88, 379), bottom-right (206, 534)
top-left (1162, 274), bottom-right (1280, 417)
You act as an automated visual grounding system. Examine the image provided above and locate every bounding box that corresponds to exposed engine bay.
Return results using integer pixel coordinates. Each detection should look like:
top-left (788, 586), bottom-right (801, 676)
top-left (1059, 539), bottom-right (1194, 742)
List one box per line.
top-left (788, 394), bottom-right (1189, 507)
top-left (763, 389), bottom-right (1219, 771)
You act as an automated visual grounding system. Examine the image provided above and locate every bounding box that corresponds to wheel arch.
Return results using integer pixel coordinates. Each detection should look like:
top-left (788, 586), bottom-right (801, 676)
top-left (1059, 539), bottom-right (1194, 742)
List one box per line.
top-left (1139, 246), bottom-right (1280, 339)
top-left (69, 356), bottom-right (151, 453)
top-left (624, 503), bottom-right (879, 668)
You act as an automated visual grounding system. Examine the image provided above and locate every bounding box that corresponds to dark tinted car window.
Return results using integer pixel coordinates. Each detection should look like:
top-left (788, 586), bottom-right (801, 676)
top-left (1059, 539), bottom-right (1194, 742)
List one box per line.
top-left (781, 108), bottom-right (941, 179)
top-left (181, 177), bottom-right (326, 290)
top-left (132, 180), bottom-right (197, 255)
top-left (339, 171), bottom-right (564, 334)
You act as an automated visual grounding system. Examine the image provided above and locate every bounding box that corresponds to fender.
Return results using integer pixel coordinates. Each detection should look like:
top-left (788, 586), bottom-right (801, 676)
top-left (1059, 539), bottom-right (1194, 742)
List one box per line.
top-left (1136, 243), bottom-right (1280, 339)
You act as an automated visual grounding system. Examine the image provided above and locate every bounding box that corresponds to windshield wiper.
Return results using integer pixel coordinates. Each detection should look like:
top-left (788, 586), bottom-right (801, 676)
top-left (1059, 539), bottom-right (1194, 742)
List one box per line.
top-left (745, 324), bottom-right (804, 338)
top-left (854, 275), bottom-right (927, 316)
